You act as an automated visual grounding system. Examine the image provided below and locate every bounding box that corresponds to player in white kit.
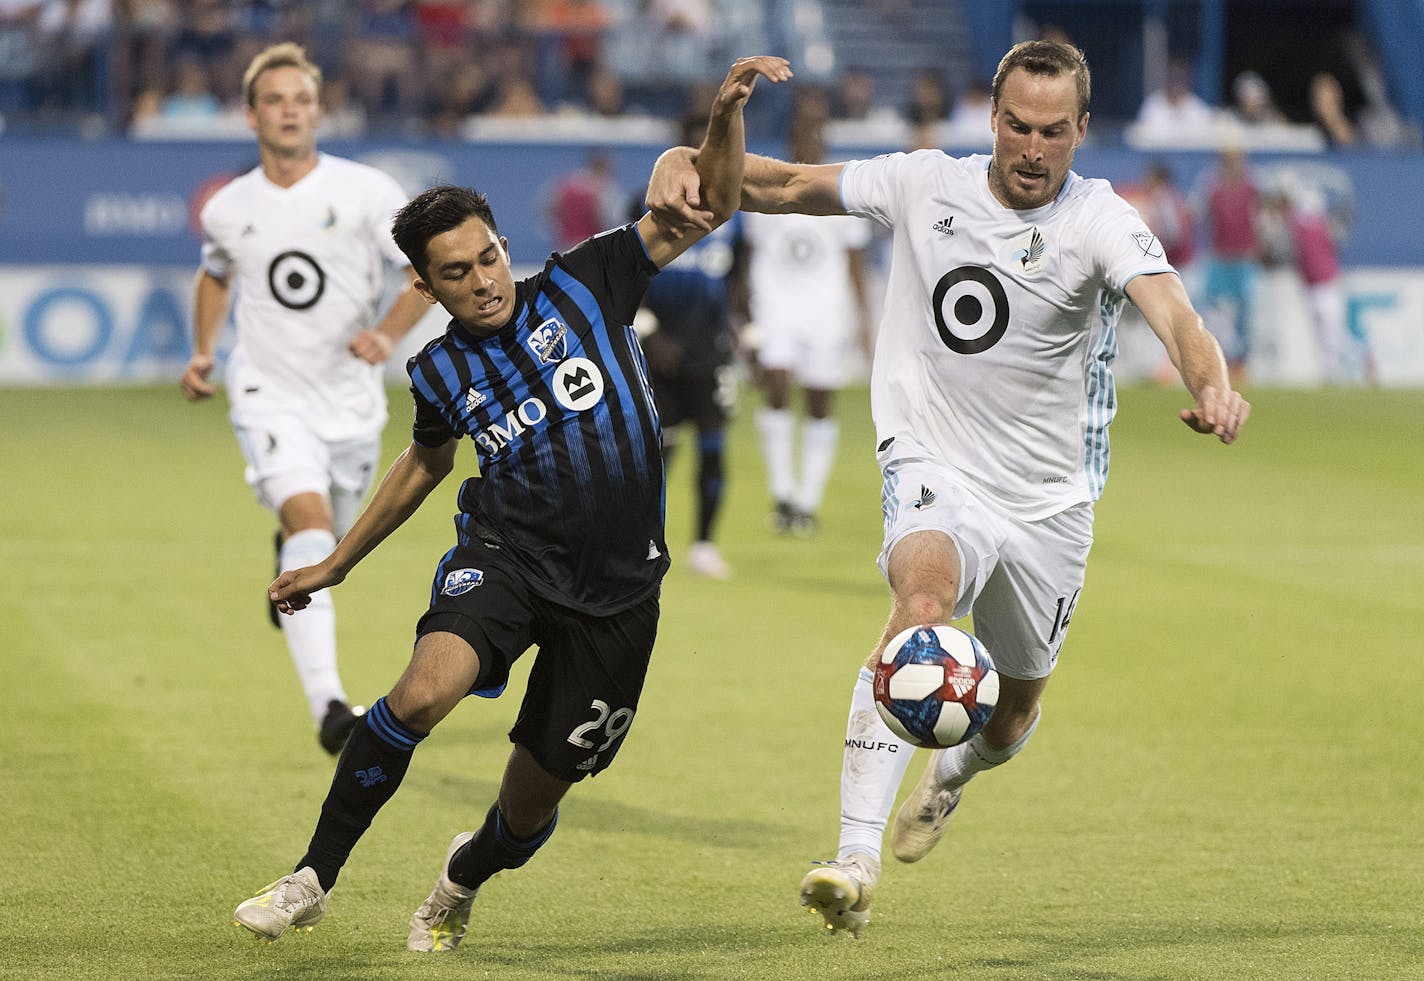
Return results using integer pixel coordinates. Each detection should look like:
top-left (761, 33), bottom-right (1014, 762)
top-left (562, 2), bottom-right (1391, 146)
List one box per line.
top-left (743, 121), bottom-right (873, 535)
top-left (179, 43), bottom-right (429, 755)
top-left (650, 40), bottom-right (1250, 934)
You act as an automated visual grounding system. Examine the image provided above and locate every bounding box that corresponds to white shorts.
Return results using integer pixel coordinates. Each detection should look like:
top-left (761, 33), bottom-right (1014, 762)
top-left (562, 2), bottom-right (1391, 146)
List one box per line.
top-left (877, 455), bottom-right (1094, 680)
top-left (756, 321), bottom-right (853, 390)
top-left (230, 401), bottom-right (381, 534)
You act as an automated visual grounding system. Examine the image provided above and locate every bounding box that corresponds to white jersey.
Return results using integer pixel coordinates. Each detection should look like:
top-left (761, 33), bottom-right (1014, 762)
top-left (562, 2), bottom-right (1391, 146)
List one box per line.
top-left (743, 211), bottom-right (872, 338)
top-left (200, 153), bottom-right (410, 440)
top-left (841, 151), bottom-right (1175, 519)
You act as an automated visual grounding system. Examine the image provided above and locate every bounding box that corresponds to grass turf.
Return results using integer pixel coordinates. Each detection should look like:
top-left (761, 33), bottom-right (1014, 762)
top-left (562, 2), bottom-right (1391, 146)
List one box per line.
top-left (2, 383), bottom-right (1421, 979)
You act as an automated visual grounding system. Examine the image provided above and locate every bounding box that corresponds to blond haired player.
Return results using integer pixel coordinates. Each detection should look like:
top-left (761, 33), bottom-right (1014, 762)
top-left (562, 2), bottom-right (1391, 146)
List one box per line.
top-left (180, 43), bottom-right (428, 754)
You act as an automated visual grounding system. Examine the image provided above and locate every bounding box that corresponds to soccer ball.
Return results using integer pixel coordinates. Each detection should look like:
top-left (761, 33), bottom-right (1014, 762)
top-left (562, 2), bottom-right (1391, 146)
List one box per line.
top-left (873, 624), bottom-right (999, 749)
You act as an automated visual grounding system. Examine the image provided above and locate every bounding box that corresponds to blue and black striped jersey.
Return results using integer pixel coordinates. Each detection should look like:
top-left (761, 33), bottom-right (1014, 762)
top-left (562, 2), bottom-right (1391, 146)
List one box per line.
top-left (406, 224), bottom-right (668, 615)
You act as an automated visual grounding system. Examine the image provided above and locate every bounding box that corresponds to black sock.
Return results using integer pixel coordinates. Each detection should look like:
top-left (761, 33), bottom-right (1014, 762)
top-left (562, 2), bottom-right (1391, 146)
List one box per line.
top-left (695, 430), bottom-right (725, 542)
top-left (295, 697), bottom-right (425, 892)
top-left (446, 803), bottom-right (559, 890)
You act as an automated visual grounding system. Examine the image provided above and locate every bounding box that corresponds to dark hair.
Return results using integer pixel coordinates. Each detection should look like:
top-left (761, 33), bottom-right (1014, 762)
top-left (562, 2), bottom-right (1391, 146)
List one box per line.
top-left (990, 40), bottom-right (1092, 119)
top-left (392, 185), bottom-right (499, 277)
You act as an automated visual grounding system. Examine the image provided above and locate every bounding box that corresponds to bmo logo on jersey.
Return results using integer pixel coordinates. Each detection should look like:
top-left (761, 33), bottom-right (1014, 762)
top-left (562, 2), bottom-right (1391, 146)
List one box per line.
top-left (473, 397), bottom-right (549, 455)
top-left (553, 357), bottom-right (605, 411)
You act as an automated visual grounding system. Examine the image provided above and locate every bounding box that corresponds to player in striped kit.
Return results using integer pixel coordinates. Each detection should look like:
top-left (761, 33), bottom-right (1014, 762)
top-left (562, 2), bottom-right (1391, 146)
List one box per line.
top-left (651, 40), bottom-right (1250, 935)
top-left (231, 55), bottom-right (792, 952)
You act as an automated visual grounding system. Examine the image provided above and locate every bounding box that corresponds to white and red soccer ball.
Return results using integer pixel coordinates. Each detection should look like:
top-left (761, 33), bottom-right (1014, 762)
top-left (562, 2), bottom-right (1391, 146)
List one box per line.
top-left (873, 624), bottom-right (999, 748)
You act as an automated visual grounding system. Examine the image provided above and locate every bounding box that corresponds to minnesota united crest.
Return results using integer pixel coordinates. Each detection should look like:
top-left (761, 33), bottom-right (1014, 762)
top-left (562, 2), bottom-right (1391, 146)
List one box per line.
top-left (1010, 227), bottom-right (1046, 274)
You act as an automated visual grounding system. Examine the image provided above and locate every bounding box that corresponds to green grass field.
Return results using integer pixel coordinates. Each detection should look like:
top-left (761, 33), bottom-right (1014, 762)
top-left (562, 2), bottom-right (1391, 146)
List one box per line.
top-left (3, 383), bottom-right (1422, 980)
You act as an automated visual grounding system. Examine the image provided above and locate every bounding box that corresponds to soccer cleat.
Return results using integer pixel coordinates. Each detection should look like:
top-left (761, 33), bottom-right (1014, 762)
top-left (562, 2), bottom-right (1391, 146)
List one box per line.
top-left (891, 750), bottom-right (963, 863)
top-left (319, 700), bottom-right (365, 755)
top-left (766, 500), bottom-right (796, 534)
top-left (798, 853), bottom-right (879, 938)
top-left (233, 867), bottom-right (327, 943)
top-left (408, 832), bottom-right (480, 953)
top-left (685, 541), bottom-right (733, 580)
top-left (789, 509), bottom-right (820, 538)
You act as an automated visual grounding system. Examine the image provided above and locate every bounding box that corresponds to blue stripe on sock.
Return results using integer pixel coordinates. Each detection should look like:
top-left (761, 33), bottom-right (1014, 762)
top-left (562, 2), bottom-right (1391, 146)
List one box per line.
top-left (495, 806), bottom-right (559, 856)
top-left (366, 697), bottom-right (423, 751)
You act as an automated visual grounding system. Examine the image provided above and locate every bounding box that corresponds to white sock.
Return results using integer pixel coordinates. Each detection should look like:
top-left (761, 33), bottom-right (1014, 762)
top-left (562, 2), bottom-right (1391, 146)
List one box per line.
top-left (278, 528), bottom-right (346, 724)
top-left (755, 407), bottom-right (797, 504)
top-left (796, 417), bottom-right (839, 515)
top-left (934, 707), bottom-right (1041, 789)
top-left (838, 668), bottom-right (916, 862)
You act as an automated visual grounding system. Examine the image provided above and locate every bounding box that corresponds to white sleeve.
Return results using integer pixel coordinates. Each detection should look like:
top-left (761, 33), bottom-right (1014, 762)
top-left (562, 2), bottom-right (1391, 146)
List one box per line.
top-left (1087, 193), bottom-right (1178, 293)
top-left (197, 201), bottom-right (232, 279)
top-left (838, 152), bottom-right (910, 229)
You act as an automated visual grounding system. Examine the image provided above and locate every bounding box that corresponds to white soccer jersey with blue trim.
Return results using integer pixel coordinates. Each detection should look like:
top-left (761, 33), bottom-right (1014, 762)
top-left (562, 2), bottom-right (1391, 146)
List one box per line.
top-left (841, 150), bottom-right (1175, 519)
top-left (200, 153), bottom-right (410, 440)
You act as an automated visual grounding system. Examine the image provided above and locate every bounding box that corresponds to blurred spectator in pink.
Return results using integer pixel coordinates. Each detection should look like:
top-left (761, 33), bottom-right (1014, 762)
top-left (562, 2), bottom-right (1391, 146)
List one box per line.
top-left (1196, 146), bottom-right (1261, 381)
top-left (546, 148), bottom-right (623, 250)
top-left (1275, 182), bottom-right (1370, 384)
top-left (1136, 58), bottom-right (1215, 133)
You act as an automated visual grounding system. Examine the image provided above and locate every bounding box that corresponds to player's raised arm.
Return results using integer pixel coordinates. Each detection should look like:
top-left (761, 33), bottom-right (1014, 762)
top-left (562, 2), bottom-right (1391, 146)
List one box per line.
top-left (1126, 271), bottom-right (1251, 444)
top-left (270, 438), bottom-right (457, 613)
top-left (640, 57), bottom-right (792, 261)
top-left (647, 140), bottom-right (847, 229)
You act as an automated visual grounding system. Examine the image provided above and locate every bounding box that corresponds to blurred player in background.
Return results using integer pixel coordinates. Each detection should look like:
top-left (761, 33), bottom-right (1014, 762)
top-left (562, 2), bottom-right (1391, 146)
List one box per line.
top-left (629, 113), bottom-right (747, 580)
top-left (178, 42), bottom-right (428, 755)
top-left (743, 115), bottom-right (873, 536)
top-left (230, 55), bottom-right (790, 953)
top-left (651, 39), bottom-right (1250, 936)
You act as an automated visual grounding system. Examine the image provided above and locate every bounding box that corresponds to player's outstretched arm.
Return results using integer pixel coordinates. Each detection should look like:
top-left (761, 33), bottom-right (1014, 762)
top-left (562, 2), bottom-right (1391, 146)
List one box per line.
top-left (1127, 272), bottom-right (1251, 444)
top-left (647, 148), bottom-right (847, 225)
top-left (270, 438), bottom-right (457, 614)
top-left (638, 56), bottom-right (792, 268)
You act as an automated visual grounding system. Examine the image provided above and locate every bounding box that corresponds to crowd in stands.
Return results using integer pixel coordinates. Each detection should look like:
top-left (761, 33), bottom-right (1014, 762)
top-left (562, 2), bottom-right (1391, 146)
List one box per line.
top-left (0, 1), bottom-right (1418, 152)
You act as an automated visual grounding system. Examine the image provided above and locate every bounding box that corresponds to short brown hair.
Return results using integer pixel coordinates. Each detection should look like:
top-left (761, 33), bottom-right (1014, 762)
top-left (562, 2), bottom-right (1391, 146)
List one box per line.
top-left (242, 42), bottom-right (321, 107)
top-left (991, 40), bottom-right (1091, 119)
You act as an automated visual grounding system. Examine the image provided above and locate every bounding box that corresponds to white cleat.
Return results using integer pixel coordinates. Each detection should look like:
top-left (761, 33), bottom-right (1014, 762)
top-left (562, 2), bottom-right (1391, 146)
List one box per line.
top-left (891, 750), bottom-right (963, 863)
top-left (233, 866), bottom-right (328, 943)
top-left (798, 853), bottom-right (879, 938)
top-left (685, 540), bottom-right (733, 580)
top-left (408, 832), bottom-right (479, 953)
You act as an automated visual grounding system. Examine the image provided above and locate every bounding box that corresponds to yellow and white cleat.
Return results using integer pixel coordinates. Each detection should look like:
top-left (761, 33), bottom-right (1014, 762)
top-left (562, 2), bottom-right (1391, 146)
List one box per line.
top-left (798, 853), bottom-right (879, 938)
top-left (233, 866), bottom-right (328, 942)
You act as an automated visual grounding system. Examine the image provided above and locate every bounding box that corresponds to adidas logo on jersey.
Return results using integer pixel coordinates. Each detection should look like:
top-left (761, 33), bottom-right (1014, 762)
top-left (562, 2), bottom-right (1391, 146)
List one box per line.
top-left (465, 387), bottom-right (486, 413)
top-left (932, 216), bottom-right (956, 236)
